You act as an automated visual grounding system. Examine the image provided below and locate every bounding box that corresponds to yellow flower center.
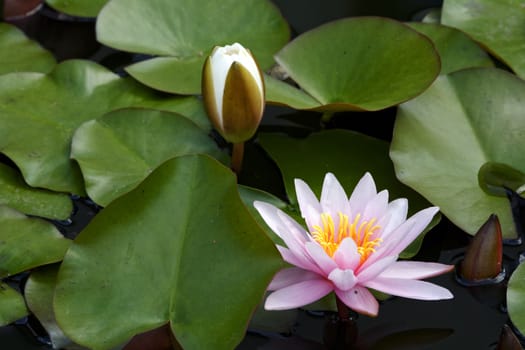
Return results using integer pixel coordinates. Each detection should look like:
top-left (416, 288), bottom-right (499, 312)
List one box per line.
top-left (312, 212), bottom-right (382, 263)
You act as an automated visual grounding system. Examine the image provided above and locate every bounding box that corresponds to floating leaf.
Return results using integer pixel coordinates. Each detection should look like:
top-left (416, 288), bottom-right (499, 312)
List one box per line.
top-left (0, 60), bottom-right (207, 194)
top-left (96, 0), bottom-right (290, 94)
top-left (25, 266), bottom-right (86, 349)
top-left (442, 0), bottom-right (525, 78)
top-left (134, 95), bottom-right (211, 132)
top-left (264, 74), bottom-right (321, 110)
top-left (0, 23), bottom-right (55, 75)
top-left (0, 206), bottom-right (70, 278)
top-left (54, 155), bottom-right (282, 350)
top-left (274, 17), bottom-right (440, 111)
top-left (478, 162), bottom-right (525, 197)
top-left (259, 130), bottom-right (439, 258)
top-left (507, 262), bottom-right (525, 335)
top-left (0, 283), bottom-right (28, 326)
top-left (391, 68), bottom-right (525, 238)
top-left (72, 108), bottom-right (225, 206)
top-left (0, 163), bottom-right (72, 220)
top-left (46, 0), bottom-right (108, 17)
top-left (407, 22), bottom-right (493, 75)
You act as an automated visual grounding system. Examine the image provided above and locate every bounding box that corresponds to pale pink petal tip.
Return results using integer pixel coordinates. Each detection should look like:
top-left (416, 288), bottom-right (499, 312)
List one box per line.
top-left (336, 286), bottom-right (379, 317)
top-left (264, 279), bottom-right (333, 310)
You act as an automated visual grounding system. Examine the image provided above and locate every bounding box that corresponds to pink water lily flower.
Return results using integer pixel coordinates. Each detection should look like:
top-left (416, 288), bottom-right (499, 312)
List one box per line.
top-left (254, 172), bottom-right (453, 316)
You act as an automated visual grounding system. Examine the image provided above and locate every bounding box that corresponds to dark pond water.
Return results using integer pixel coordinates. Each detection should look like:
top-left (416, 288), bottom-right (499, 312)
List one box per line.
top-left (5, 0), bottom-right (525, 349)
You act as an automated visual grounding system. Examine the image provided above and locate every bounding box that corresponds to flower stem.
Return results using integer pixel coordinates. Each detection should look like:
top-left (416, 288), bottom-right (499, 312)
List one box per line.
top-left (231, 142), bottom-right (245, 176)
top-left (335, 295), bottom-right (352, 322)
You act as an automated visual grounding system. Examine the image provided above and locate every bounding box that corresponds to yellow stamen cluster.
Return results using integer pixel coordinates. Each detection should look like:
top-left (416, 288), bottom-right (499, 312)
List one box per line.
top-left (312, 212), bottom-right (382, 263)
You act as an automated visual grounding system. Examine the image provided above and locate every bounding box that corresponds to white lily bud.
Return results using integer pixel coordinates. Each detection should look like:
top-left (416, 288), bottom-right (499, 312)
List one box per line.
top-left (202, 43), bottom-right (265, 143)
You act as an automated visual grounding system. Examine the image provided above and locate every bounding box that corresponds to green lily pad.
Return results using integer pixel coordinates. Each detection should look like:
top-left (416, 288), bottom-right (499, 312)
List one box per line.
top-left (46, 0), bottom-right (108, 17)
top-left (0, 206), bottom-right (70, 278)
top-left (258, 130), bottom-right (439, 258)
top-left (442, 0), bottom-right (525, 79)
top-left (264, 74), bottom-right (322, 110)
top-left (0, 163), bottom-right (72, 220)
top-left (0, 23), bottom-right (55, 75)
top-left (72, 108), bottom-right (226, 206)
top-left (390, 67), bottom-right (525, 238)
top-left (274, 17), bottom-right (440, 111)
top-left (96, 0), bottom-right (290, 94)
top-left (508, 262), bottom-right (525, 334)
top-left (134, 95), bottom-right (212, 132)
top-left (0, 60), bottom-right (208, 195)
top-left (25, 266), bottom-right (86, 349)
top-left (507, 263), bottom-right (525, 333)
top-left (478, 162), bottom-right (525, 197)
top-left (407, 22), bottom-right (493, 75)
top-left (0, 283), bottom-right (28, 326)
top-left (54, 155), bottom-right (282, 350)
top-left (125, 56), bottom-right (204, 96)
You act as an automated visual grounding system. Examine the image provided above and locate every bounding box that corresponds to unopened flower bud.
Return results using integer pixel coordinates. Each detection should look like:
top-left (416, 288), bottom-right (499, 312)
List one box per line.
top-left (202, 43), bottom-right (265, 143)
top-left (459, 214), bottom-right (503, 283)
top-left (496, 324), bottom-right (522, 350)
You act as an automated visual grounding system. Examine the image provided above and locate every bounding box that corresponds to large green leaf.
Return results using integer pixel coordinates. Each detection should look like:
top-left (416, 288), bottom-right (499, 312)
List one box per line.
top-left (0, 283), bottom-right (28, 326)
top-left (134, 95), bottom-right (212, 132)
top-left (54, 155), bottom-right (282, 350)
top-left (0, 163), bottom-right (72, 220)
top-left (258, 130), bottom-right (438, 258)
top-left (0, 23), bottom-right (55, 75)
top-left (274, 17), bottom-right (440, 111)
top-left (442, 0), bottom-right (525, 79)
top-left (25, 266), bottom-right (87, 350)
top-left (0, 60), bottom-right (207, 194)
top-left (508, 262), bottom-right (525, 335)
top-left (264, 74), bottom-right (322, 110)
top-left (46, 0), bottom-right (108, 17)
top-left (0, 206), bottom-right (70, 278)
top-left (96, 0), bottom-right (290, 94)
top-left (390, 68), bottom-right (525, 238)
top-left (72, 108), bottom-right (225, 206)
top-left (407, 22), bottom-right (493, 75)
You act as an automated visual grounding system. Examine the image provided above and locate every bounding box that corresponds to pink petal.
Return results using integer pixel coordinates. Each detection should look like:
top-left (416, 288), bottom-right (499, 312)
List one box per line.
top-left (305, 242), bottom-right (338, 276)
top-left (277, 209), bottom-right (313, 245)
top-left (264, 279), bottom-right (333, 310)
top-left (364, 277), bottom-right (453, 300)
top-left (356, 255), bottom-right (397, 282)
top-left (253, 201), bottom-right (302, 242)
top-left (277, 246), bottom-right (324, 275)
top-left (349, 173), bottom-right (377, 214)
top-left (320, 173), bottom-right (351, 219)
top-left (254, 201), bottom-right (308, 255)
top-left (377, 198), bottom-right (408, 239)
top-left (268, 267), bottom-right (321, 291)
top-left (328, 268), bottom-right (357, 291)
top-left (362, 190), bottom-right (389, 223)
top-left (335, 285), bottom-right (379, 317)
top-left (379, 261), bottom-right (454, 280)
top-left (295, 178), bottom-right (322, 230)
top-left (379, 206), bottom-right (439, 258)
top-left (333, 238), bottom-right (361, 270)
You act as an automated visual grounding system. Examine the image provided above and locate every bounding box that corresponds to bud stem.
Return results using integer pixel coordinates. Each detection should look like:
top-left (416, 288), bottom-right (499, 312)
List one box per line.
top-left (335, 295), bottom-right (351, 321)
top-left (231, 142), bottom-right (245, 176)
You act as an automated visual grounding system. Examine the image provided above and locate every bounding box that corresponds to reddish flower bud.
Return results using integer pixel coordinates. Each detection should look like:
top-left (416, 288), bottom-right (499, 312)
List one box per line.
top-left (460, 214), bottom-right (503, 282)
